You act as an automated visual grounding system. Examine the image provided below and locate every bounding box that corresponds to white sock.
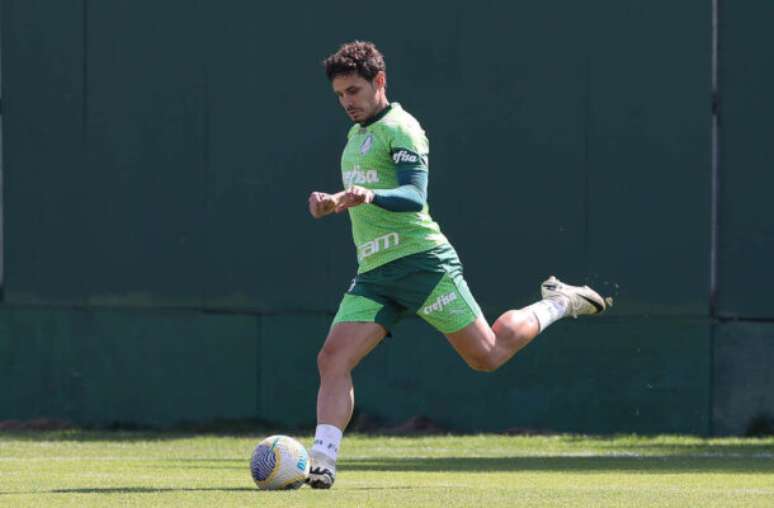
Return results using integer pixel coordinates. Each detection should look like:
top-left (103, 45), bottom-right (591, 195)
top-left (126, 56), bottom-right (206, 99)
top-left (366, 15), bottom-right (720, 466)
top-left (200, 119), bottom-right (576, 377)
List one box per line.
top-left (311, 424), bottom-right (342, 463)
top-left (525, 296), bottom-right (569, 332)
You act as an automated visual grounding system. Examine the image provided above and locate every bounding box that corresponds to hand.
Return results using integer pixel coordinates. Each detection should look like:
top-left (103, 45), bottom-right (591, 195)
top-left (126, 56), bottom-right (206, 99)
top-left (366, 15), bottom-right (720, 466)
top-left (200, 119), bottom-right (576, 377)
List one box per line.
top-left (334, 186), bottom-right (375, 213)
top-left (308, 191), bottom-right (337, 219)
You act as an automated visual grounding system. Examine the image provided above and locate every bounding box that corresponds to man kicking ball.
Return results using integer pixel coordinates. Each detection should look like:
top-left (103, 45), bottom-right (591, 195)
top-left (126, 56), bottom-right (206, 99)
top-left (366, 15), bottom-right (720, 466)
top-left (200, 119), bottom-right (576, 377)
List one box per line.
top-left (306, 41), bottom-right (612, 489)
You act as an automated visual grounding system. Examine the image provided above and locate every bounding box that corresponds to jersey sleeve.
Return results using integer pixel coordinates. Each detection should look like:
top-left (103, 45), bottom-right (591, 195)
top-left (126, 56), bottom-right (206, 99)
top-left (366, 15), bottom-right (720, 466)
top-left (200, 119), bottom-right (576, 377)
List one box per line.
top-left (386, 123), bottom-right (429, 171)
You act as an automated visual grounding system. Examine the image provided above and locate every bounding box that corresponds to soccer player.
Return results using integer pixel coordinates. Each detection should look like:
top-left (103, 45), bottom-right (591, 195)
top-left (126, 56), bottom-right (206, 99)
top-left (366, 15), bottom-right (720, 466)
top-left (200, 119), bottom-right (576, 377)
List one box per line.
top-left (306, 41), bottom-right (612, 489)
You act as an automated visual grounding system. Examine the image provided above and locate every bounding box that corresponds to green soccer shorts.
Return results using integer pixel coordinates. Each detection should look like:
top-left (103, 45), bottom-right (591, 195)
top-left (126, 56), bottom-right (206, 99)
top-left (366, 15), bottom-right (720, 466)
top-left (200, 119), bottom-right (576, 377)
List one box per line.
top-left (332, 243), bottom-right (483, 334)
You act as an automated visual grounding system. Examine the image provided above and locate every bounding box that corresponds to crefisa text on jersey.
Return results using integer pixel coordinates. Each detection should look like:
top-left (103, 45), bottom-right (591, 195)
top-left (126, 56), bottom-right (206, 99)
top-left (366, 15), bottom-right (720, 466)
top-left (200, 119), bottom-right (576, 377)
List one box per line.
top-left (343, 165), bottom-right (380, 187)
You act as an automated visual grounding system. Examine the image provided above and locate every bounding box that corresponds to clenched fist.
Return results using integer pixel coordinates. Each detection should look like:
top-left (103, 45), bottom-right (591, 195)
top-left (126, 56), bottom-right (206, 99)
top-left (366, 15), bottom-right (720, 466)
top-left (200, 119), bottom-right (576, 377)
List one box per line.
top-left (308, 191), bottom-right (338, 219)
top-left (334, 186), bottom-right (375, 213)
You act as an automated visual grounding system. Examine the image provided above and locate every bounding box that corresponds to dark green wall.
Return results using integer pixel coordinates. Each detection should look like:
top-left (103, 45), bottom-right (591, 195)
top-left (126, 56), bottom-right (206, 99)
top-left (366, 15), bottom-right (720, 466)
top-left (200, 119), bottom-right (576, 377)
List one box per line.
top-left (717, 2), bottom-right (774, 319)
top-left (0, 1), bottom-right (769, 435)
top-left (1, 0), bottom-right (711, 315)
top-left (0, 307), bottom-right (259, 424)
top-left (0, 307), bottom-right (711, 434)
top-left (713, 322), bottom-right (774, 435)
top-left (710, 2), bottom-right (774, 434)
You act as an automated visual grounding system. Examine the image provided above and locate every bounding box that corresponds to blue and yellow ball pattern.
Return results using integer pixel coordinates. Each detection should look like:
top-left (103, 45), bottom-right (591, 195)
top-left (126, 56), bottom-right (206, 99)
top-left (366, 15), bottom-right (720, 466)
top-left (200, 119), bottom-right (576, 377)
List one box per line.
top-left (250, 435), bottom-right (310, 490)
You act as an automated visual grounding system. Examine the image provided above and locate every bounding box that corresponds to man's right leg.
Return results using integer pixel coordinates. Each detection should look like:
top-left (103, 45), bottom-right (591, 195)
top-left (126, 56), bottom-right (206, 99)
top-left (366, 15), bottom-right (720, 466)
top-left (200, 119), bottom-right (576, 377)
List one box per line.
top-left (316, 321), bottom-right (386, 431)
top-left (308, 321), bottom-right (387, 489)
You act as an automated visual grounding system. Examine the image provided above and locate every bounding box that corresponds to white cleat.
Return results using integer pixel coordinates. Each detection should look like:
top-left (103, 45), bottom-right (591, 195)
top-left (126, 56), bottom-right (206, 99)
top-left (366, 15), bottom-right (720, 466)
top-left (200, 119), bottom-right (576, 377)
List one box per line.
top-left (306, 451), bottom-right (336, 489)
top-left (541, 275), bottom-right (613, 318)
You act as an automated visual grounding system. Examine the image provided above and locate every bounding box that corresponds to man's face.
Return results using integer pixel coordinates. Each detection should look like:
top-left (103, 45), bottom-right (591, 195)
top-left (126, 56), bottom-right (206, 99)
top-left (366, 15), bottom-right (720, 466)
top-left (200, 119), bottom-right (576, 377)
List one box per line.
top-left (332, 72), bottom-right (385, 124)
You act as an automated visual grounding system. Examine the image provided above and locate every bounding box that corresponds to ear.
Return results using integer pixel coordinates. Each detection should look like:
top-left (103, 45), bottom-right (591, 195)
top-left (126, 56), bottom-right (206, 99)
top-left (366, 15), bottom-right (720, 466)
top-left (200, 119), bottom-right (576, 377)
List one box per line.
top-left (374, 71), bottom-right (387, 90)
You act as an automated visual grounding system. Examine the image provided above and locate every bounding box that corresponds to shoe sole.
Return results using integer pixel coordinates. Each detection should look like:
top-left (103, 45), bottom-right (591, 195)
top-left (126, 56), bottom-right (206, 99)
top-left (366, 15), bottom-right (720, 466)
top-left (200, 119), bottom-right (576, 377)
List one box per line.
top-left (308, 478), bottom-right (334, 489)
top-left (307, 469), bottom-right (335, 489)
top-left (542, 276), bottom-right (613, 315)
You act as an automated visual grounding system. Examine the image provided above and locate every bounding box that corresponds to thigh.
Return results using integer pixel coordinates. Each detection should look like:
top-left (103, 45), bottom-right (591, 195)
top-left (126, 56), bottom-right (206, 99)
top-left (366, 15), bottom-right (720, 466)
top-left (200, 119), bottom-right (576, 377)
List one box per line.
top-left (444, 315), bottom-right (495, 365)
top-left (320, 321), bottom-right (388, 370)
top-left (332, 290), bottom-right (403, 334)
top-left (383, 244), bottom-right (483, 334)
top-left (413, 269), bottom-right (483, 334)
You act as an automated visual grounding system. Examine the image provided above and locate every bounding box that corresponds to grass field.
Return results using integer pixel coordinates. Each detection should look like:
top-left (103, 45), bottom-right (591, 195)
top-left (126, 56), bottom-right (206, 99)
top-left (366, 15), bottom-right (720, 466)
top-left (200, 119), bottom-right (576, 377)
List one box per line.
top-left (1, 431), bottom-right (773, 507)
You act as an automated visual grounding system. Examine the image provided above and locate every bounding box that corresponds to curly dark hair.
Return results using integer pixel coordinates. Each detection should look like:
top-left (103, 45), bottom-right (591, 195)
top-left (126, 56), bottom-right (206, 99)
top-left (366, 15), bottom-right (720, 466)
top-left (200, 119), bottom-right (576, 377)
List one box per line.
top-left (323, 41), bottom-right (386, 81)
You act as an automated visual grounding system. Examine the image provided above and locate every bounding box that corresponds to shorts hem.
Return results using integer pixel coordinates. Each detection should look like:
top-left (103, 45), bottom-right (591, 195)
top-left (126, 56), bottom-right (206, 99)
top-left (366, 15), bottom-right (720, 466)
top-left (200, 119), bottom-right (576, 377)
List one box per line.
top-left (331, 318), bottom-right (393, 337)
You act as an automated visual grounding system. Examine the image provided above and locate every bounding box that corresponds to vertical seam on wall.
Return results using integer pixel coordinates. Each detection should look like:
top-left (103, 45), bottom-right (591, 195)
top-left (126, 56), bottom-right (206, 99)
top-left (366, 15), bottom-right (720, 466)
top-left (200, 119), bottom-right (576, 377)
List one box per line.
top-left (583, 55), bottom-right (591, 278)
top-left (0, 0), bottom-right (5, 297)
top-left (81, 0), bottom-right (88, 307)
top-left (82, 0), bottom-right (88, 150)
top-left (256, 314), bottom-right (263, 420)
top-left (709, 0), bottom-right (720, 318)
top-left (708, 320), bottom-right (716, 436)
top-left (200, 1), bottom-right (210, 309)
top-left (708, 0), bottom-right (720, 436)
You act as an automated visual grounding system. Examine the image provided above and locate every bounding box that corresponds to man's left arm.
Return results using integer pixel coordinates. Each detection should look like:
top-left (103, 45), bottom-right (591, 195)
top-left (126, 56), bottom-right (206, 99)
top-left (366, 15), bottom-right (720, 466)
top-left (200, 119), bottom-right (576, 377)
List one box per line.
top-left (336, 127), bottom-right (430, 213)
top-left (371, 169), bottom-right (427, 212)
top-left (335, 167), bottom-right (427, 213)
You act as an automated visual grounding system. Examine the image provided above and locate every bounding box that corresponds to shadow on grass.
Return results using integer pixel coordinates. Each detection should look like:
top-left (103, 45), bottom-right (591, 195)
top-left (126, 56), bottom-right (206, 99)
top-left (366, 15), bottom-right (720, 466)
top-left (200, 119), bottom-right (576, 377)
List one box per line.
top-left (1, 486), bottom-right (415, 496)
top-left (608, 442), bottom-right (774, 456)
top-left (54, 487), bottom-right (256, 494)
top-left (554, 434), bottom-right (774, 454)
top-left (0, 487), bottom-right (256, 496)
top-left (339, 456), bottom-right (774, 475)
top-left (144, 455), bottom-right (774, 476)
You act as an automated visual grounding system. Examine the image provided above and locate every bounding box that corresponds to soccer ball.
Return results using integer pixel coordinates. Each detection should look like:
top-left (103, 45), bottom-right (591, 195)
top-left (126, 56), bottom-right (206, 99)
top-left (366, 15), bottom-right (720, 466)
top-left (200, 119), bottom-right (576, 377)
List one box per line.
top-left (250, 435), bottom-right (310, 490)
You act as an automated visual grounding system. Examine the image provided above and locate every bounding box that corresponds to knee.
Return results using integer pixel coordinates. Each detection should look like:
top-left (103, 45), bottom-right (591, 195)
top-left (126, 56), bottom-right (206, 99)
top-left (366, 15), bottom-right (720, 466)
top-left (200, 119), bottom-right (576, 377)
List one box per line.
top-left (317, 346), bottom-right (350, 377)
top-left (462, 348), bottom-right (501, 373)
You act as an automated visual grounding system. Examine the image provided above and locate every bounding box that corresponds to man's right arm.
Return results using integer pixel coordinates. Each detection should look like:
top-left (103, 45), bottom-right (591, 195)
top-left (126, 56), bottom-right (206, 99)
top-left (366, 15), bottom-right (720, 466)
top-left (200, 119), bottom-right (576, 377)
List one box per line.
top-left (309, 185), bottom-right (379, 218)
top-left (308, 191), bottom-right (339, 219)
top-left (310, 189), bottom-right (369, 219)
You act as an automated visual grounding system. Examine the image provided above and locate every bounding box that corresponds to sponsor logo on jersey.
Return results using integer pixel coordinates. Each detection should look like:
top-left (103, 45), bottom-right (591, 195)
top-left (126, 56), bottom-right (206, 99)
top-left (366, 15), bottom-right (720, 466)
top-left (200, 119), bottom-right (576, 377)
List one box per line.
top-left (343, 167), bottom-right (379, 187)
top-left (359, 134), bottom-right (374, 155)
top-left (422, 291), bottom-right (458, 315)
top-left (358, 232), bottom-right (399, 261)
top-left (392, 149), bottom-right (420, 165)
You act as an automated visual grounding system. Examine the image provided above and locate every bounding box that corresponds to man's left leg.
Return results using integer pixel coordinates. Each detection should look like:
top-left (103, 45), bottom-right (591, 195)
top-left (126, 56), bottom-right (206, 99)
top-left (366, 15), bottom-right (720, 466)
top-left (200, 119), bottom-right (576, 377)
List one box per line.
top-left (446, 310), bottom-right (538, 372)
top-left (444, 276), bottom-right (612, 372)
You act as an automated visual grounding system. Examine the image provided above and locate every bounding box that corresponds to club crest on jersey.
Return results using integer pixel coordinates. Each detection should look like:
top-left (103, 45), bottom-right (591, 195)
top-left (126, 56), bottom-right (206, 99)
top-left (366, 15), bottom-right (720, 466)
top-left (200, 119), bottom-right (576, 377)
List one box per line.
top-left (360, 134), bottom-right (374, 155)
top-left (392, 149), bottom-right (420, 165)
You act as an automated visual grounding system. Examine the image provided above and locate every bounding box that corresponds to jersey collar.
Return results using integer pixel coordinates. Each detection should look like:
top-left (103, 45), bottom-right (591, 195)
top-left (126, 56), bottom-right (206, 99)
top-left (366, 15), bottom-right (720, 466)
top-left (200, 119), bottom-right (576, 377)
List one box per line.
top-left (360, 103), bottom-right (394, 127)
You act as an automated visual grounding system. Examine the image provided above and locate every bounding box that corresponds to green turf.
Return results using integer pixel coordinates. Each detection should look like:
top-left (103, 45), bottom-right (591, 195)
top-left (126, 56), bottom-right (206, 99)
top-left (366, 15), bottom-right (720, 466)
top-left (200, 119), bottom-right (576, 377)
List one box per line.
top-left (1, 432), bottom-right (773, 507)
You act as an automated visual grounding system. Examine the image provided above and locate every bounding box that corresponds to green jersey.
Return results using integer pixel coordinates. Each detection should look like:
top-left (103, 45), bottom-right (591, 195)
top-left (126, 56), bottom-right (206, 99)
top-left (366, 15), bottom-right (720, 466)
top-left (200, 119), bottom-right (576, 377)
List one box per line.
top-left (341, 103), bottom-right (448, 273)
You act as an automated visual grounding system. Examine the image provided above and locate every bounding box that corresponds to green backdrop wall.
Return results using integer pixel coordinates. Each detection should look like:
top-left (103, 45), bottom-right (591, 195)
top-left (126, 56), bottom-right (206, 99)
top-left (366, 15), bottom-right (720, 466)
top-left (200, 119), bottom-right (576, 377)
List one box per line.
top-left (0, 0), bottom-right (769, 435)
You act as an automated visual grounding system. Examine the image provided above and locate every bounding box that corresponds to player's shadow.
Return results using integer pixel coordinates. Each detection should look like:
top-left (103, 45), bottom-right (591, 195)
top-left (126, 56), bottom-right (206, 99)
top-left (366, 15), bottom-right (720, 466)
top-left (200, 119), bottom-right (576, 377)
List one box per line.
top-left (53, 487), bottom-right (255, 494)
top-left (342, 455), bottom-right (774, 475)
top-left (0, 486), bottom-right (414, 496)
top-left (0, 487), bottom-right (256, 496)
